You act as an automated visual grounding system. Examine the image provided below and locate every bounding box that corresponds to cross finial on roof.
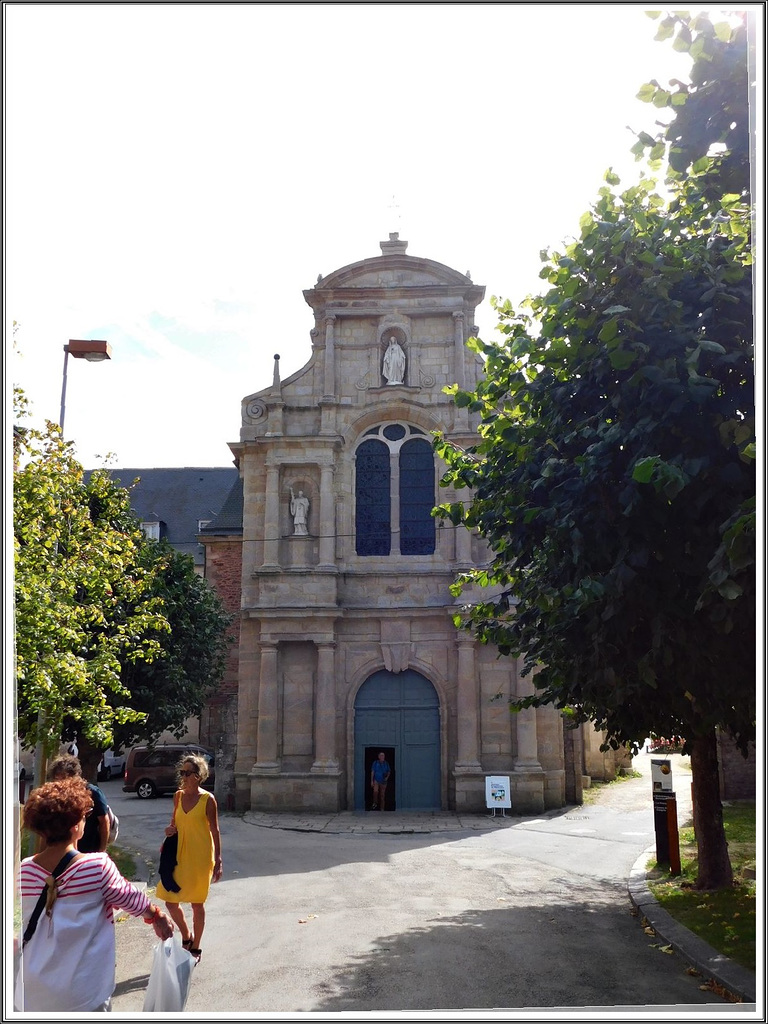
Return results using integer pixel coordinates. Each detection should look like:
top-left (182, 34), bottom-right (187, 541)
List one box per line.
top-left (380, 232), bottom-right (408, 256)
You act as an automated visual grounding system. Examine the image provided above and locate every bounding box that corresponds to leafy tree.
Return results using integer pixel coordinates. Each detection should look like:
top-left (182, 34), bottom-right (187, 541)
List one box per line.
top-left (14, 398), bottom-right (233, 780)
top-left (634, 9), bottom-right (756, 622)
top-left (111, 537), bottom-right (233, 752)
top-left (14, 405), bottom-right (167, 774)
top-left (633, 11), bottom-right (752, 200)
top-left (435, 15), bottom-right (754, 890)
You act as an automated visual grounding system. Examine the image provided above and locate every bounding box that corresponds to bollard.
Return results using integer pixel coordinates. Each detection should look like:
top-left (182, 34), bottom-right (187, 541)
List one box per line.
top-left (667, 794), bottom-right (681, 876)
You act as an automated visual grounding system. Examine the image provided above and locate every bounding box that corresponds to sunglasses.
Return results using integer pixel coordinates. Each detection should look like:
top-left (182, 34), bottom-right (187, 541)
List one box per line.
top-left (179, 769), bottom-right (198, 777)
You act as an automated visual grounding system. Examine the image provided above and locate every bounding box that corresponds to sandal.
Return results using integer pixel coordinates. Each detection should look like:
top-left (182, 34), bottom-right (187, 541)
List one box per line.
top-left (182, 937), bottom-right (194, 951)
top-left (190, 948), bottom-right (202, 961)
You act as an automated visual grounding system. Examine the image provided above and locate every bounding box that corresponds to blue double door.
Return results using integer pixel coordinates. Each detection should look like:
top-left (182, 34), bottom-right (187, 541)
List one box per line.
top-left (354, 670), bottom-right (441, 811)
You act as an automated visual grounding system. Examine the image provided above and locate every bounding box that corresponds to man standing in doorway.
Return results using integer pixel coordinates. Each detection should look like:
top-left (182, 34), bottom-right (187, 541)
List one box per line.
top-left (370, 752), bottom-right (391, 811)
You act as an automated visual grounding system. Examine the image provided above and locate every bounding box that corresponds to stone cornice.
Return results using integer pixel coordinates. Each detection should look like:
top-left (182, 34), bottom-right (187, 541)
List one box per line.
top-left (304, 289), bottom-right (486, 315)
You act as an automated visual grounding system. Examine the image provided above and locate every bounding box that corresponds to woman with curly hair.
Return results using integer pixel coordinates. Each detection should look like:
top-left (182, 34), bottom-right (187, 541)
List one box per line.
top-left (155, 754), bottom-right (222, 961)
top-left (15, 777), bottom-right (173, 1012)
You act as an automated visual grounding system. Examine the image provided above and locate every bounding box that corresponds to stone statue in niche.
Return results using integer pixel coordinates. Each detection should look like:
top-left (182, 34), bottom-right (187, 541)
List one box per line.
top-left (382, 336), bottom-right (406, 385)
top-left (289, 488), bottom-right (309, 536)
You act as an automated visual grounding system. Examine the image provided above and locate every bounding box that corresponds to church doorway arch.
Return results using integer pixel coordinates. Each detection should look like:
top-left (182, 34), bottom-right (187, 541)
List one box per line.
top-left (354, 669), bottom-right (440, 811)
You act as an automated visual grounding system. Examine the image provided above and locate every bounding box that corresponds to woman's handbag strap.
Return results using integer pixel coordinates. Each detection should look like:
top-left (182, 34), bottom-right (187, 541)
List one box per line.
top-left (22, 850), bottom-right (78, 947)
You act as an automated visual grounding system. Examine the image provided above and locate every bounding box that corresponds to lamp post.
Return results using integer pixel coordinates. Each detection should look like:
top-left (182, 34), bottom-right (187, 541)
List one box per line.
top-left (60, 339), bottom-right (112, 431)
top-left (32, 339), bottom-right (112, 793)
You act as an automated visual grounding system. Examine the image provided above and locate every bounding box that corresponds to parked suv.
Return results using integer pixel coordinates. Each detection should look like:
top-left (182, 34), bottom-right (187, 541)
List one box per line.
top-left (123, 743), bottom-right (215, 799)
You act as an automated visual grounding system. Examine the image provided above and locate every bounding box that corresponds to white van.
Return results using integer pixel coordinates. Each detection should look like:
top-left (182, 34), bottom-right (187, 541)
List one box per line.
top-left (98, 748), bottom-right (127, 781)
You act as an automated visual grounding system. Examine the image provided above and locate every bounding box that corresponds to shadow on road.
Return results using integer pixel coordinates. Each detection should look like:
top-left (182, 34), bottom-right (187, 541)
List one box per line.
top-left (309, 903), bottom-right (723, 1012)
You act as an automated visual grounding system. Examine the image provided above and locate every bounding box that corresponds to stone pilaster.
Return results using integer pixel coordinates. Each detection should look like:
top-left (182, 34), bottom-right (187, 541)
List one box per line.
top-left (311, 642), bottom-right (340, 773)
top-left (318, 464), bottom-right (335, 568)
top-left (254, 642), bottom-right (280, 773)
top-left (262, 465), bottom-right (280, 568)
top-left (454, 636), bottom-right (482, 771)
top-left (512, 665), bottom-right (545, 812)
top-left (455, 521), bottom-right (473, 566)
top-left (323, 314), bottom-right (336, 399)
top-left (453, 310), bottom-right (466, 391)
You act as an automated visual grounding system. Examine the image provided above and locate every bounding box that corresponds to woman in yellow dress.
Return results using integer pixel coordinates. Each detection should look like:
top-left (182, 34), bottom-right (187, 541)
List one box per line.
top-left (156, 754), bottom-right (222, 960)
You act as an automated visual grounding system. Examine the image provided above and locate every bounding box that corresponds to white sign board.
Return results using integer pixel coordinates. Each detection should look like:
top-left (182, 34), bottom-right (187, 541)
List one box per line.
top-left (651, 758), bottom-right (674, 792)
top-left (485, 776), bottom-right (512, 809)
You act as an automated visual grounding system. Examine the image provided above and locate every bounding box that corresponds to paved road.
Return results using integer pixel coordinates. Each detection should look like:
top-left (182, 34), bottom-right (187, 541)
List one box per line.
top-left (106, 754), bottom-right (745, 1015)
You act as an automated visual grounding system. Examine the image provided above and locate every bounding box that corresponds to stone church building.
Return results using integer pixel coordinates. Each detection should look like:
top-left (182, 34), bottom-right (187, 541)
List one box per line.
top-left (201, 235), bottom-right (626, 815)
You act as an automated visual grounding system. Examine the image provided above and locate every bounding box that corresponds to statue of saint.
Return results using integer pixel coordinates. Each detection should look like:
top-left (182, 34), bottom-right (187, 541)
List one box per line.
top-left (382, 336), bottom-right (406, 385)
top-left (289, 488), bottom-right (309, 536)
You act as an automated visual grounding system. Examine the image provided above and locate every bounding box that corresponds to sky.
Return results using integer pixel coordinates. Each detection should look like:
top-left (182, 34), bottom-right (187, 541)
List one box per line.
top-left (5, 4), bottom-right (760, 471)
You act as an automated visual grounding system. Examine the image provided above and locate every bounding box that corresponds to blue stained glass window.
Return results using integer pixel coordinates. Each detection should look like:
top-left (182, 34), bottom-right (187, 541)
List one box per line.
top-left (399, 439), bottom-right (435, 555)
top-left (356, 439), bottom-right (391, 555)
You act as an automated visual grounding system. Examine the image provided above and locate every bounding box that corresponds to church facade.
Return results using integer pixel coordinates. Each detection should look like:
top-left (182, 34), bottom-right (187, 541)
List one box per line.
top-left (202, 236), bottom-right (627, 815)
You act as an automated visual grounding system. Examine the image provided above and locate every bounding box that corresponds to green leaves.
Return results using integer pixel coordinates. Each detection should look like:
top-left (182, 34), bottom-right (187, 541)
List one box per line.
top-left (13, 404), bottom-right (232, 754)
top-left (434, 128), bottom-right (754, 762)
top-left (115, 539), bottom-right (232, 748)
top-left (636, 85), bottom-right (658, 103)
top-left (598, 318), bottom-right (619, 343)
top-left (634, 12), bottom-right (749, 200)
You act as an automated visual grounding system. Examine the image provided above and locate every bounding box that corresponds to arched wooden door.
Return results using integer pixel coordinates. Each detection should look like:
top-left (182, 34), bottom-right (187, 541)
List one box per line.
top-left (354, 669), bottom-right (440, 811)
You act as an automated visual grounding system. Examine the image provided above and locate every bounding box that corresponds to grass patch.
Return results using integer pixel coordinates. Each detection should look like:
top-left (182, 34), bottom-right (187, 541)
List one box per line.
top-left (647, 800), bottom-right (756, 971)
top-left (108, 845), bottom-right (137, 880)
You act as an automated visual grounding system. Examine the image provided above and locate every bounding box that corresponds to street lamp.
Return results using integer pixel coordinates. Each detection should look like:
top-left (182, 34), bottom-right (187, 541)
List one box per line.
top-left (60, 339), bottom-right (112, 431)
top-left (32, 339), bottom-right (112, 793)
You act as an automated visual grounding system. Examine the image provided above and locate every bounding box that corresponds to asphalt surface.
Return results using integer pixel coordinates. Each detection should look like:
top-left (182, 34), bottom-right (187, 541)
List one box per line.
top-left (103, 752), bottom-right (757, 1018)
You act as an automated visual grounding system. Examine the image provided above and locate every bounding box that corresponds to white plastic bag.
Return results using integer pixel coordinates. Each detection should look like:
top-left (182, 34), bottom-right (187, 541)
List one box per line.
top-left (143, 933), bottom-right (196, 1012)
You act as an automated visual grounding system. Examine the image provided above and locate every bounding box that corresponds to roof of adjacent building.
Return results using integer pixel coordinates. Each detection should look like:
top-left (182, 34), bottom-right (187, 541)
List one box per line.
top-left (89, 466), bottom-right (240, 565)
top-left (200, 474), bottom-right (244, 536)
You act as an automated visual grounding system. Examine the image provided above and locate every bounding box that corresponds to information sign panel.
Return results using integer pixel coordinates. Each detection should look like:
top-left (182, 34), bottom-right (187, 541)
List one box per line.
top-left (651, 758), bottom-right (674, 792)
top-left (485, 776), bottom-right (512, 809)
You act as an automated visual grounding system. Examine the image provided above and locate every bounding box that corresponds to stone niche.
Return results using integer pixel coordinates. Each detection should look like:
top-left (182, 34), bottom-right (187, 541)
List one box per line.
top-left (377, 320), bottom-right (410, 387)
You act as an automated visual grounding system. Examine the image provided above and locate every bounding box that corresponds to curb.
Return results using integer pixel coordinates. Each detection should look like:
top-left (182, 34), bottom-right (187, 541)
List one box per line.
top-left (241, 810), bottom-right (518, 835)
top-left (628, 846), bottom-right (756, 1004)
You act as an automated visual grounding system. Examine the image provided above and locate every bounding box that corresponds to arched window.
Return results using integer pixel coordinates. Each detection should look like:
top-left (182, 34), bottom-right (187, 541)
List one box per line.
top-left (355, 425), bottom-right (435, 557)
top-left (400, 438), bottom-right (436, 555)
top-left (355, 439), bottom-right (391, 556)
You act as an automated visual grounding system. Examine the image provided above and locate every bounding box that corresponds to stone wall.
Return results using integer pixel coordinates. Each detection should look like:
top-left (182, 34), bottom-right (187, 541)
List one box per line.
top-left (717, 730), bottom-right (756, 800)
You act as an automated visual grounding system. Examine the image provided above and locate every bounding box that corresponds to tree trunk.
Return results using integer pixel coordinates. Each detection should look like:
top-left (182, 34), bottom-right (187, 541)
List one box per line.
top-left (76, 734), bottom-right (103, 785)
top-left (690, 728), bottom-right (733, 890)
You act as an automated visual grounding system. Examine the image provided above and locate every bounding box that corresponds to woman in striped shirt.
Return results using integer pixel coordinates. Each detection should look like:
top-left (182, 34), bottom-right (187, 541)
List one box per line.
top-left (15, 777), bottom-right (174, 1012)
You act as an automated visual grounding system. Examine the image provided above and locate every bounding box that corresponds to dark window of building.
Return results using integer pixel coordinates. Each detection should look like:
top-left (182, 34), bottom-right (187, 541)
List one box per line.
top-left (400, 438), bottom-right (436, 555)
top-left (355, 425), bottom-right (436, 557)
top-left (356, 439), bottom-right (391, 555)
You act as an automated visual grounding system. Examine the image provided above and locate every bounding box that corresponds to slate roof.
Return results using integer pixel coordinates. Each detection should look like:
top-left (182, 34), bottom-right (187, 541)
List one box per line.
top-left (89, 466), bottom-right (240, 566)
top-left (199, 475), bottom-right (244, 536)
